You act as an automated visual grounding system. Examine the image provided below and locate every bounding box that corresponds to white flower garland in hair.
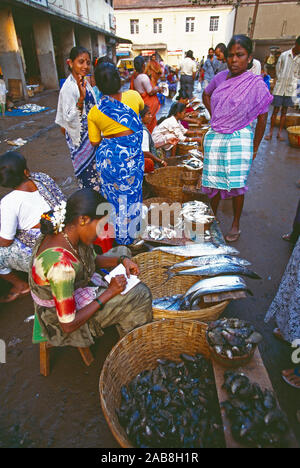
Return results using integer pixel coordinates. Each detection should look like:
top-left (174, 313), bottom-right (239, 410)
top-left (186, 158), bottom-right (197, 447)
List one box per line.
top-left (52, 201), bottom-right (67, 233)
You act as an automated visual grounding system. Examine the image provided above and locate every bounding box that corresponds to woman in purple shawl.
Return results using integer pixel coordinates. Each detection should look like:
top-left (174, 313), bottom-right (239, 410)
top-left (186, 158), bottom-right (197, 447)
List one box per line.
top-left (202, 35), bottom-right (273, 242)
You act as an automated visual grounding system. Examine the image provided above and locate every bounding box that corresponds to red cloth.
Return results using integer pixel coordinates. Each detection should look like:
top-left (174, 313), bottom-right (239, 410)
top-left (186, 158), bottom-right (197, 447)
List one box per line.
top-left (144, 158), bottom-right (155, 173)
top-left (93, 223), bottom-right (114, 253)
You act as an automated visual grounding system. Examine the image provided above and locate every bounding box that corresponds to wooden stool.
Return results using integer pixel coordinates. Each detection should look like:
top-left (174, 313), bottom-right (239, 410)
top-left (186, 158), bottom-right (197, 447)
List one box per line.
top-left (33, 313), bottom-right (94, 376)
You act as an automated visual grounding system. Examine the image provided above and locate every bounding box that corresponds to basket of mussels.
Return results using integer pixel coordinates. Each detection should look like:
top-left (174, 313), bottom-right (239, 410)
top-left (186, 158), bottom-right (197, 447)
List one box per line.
top-left (206, 318), bottom-right (263, 368)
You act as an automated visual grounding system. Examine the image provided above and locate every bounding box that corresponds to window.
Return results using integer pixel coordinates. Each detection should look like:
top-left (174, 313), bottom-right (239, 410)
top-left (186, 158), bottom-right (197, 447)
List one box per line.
top-left (209, 16), bottom-right (219, 32)
top-left (130, 19), bottom-right (139, 35)
top-left (186, 17), bottom-right (195, 33)
top-left (153, 18), bottom-right (162, 34)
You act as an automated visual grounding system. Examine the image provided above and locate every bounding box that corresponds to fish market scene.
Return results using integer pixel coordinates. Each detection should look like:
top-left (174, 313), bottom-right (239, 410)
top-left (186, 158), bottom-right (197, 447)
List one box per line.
top-left (0, 0), bottom-right (300, 452)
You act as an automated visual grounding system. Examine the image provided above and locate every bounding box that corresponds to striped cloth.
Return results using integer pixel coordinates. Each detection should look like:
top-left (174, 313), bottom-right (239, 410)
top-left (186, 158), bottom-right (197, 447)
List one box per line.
top-left (202, 126), bottom-right (253, 191)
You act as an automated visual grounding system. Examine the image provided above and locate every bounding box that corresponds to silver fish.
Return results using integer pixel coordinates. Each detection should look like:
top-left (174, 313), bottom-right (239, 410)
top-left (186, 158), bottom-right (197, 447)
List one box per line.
top-left (152, 295), bottom-right (183, 310)
top-left (165, 263), bottom-right (261, 282)
top-left (153, 243), bottom-right (239, 258)
top-left (167, 255), bottom-right (251, 271)
top-left (182, 275), bottom-right (253, 304)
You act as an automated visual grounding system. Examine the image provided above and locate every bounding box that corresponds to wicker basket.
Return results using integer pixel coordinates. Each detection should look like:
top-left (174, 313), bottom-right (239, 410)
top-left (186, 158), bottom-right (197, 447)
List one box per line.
top-left (275, 114), bottom-right (300, 128)
top-left (287, 126), bottom-right (300, 148)
top-left (145, 166), bottom-right (188, 202)
top-left (181, 169), bottom-right (202, 186)
top-left (176, 141), bottom-right (199, 156)
top-left (99, 319), bottom-right (210, 448)
top-left (208, 341), bottom-right (256, 369)
top-left (134, 250), bottom-right (229, 321)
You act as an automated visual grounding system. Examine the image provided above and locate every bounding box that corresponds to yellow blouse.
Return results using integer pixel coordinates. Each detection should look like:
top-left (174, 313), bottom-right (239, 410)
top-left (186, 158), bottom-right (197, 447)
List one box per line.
top-left (87, 90), bottom-right (144, 144)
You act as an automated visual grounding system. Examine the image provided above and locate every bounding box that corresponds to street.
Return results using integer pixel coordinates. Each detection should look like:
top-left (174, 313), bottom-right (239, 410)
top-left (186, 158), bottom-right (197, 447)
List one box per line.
top-left (0, 89), bottom-right (299, 448)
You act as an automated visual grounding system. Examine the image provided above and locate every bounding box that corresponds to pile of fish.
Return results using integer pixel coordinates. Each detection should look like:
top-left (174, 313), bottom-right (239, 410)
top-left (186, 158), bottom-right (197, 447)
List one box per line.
top-left (165, 255), bottom-right (261, 282)
top-left (177, 201), bottom-right (215, 225)
top-left (151, 244), bottom-right (259, 311)
top-left (222, 371), bottom-right (289, 447)
top-left (117, 354), bottom-right (225, 448)
top-left (180, 155), bottom-right (203, 170)
top-left (144, 225), bottom-right (177, 241)
top-left (188, 149), bottom-right (204, 160)
top-left (153, 276), bottom-right (253, 311)
top-left (207, 318), bottom-right (263, 359)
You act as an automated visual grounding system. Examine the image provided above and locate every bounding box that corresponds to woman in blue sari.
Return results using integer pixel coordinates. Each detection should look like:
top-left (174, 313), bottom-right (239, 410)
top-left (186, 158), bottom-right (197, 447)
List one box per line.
top-left (87, 63), bottom-right (145, 245)
top-left (55, 46), bottom-right (101, 191)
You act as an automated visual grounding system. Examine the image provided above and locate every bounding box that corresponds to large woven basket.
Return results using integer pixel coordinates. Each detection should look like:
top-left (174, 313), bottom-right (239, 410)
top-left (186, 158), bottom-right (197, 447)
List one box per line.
top-left (145, 166), bottom-right (188, 202)
top-left (287, 126), bottom-right (300, 148)
top-left (134, 250), bottom-right (229, 321)
top-left (99, 319), bottom-right (210, 448)
top-left (275, 114), bottom-right (300, 128)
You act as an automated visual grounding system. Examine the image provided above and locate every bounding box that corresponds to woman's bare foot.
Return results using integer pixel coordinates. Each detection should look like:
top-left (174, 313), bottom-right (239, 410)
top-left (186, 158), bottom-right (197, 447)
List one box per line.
top-left (282, 369), bottom-right (300, 389)
top-left (0, 280), bottom-right (30, 303)
top-left (277, 134), bottom-right (285, 141)
top-left (265, 134), bottom-right (272, 141)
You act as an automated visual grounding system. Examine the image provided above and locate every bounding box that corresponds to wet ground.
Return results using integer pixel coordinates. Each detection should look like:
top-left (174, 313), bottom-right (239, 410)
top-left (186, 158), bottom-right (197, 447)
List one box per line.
top-left (0, 88), bottom-right (299, 448)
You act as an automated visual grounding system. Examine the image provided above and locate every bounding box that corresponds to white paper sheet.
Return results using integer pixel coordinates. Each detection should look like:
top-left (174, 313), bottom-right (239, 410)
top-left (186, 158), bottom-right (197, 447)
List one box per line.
top-left (104, 264), bottom-right (140, 295)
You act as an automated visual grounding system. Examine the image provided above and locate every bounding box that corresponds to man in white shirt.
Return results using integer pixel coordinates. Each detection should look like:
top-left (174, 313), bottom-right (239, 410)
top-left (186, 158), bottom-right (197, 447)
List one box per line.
top-left (249, 58), bottom-right (261, 76)
top-left (265, 36), bottom-right (300, 141)
top-left (178, 50), bottom-right (196, 99)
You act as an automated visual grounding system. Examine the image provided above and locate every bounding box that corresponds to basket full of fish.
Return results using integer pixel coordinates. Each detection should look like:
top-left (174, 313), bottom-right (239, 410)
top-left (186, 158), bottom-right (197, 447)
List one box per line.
top-left (99, 319), bottom-right (226, 448)
top-left (134, 240), bottom-right (258, 321)
top-left (206, 318), bottom-right (263, 368)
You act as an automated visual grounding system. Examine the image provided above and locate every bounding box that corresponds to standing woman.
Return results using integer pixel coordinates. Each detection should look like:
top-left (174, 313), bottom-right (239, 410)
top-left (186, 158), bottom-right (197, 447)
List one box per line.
top-left (214, 43), bottom-right (228, 74)
top-left (130, 56), bottom-right (161, 134)
top-left (88, 63), bottom-right (145, 245)
top-left (55, 46), bottom-right (101, 191)
top-left (202, 35), bottom-right (273, 242)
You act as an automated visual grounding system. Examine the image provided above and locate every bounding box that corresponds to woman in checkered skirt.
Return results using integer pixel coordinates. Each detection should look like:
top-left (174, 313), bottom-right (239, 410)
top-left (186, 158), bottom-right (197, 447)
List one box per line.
top-left (202, 35), bottom-right (273, 242)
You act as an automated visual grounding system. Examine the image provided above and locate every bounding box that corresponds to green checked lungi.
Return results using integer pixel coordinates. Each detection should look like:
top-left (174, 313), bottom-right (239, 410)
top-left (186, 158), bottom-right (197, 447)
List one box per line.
top-left (202, 126), bottom-right (254, 191)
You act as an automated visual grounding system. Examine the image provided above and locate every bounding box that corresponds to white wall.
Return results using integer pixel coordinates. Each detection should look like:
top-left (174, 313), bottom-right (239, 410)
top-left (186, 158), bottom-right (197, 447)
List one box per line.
top-left (115, 6), bottom-right (235, 65)
top-left (48, 0), bottom-right (113, 32)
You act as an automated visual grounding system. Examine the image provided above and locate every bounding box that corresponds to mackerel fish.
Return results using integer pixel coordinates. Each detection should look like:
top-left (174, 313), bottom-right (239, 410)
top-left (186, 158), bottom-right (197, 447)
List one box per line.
top-left (153, 243), bottom-right (239, 258)
top-left (167, 255), bottom-right (251, 271)
top-left (166, 264), bottom-right (261, 282)
top-left (181, 275), bottom-right (253, 309)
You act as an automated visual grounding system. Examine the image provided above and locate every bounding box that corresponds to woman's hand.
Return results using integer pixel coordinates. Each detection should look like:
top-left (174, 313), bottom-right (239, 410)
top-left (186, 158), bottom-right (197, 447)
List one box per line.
top-left (160, 160), bottom-right (168, 167)
top-left (107, 275), bottom-right (127, 297)
top-left (123, 258), bottom-right (140, 278)
top-left (76, 75), bottom-right (87, 102)
top-left (167, 136), bottom-right (179, 146)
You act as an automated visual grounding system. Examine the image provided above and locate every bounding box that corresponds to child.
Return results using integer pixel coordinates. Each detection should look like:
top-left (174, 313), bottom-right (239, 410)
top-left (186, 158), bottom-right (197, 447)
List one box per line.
top-left (0, 74), bottom-right (6, 116)
top-left (141, 106), bottom-right (168, 172)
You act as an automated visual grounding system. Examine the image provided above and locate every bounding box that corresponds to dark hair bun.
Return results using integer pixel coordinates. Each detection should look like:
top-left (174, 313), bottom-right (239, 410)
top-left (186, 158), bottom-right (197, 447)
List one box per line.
top-left (0, 151), bottom-right (27, 188)
top-left (94, 63), bottom-right (121, 95)
top-left (40, 210), bottom-right (56, 235)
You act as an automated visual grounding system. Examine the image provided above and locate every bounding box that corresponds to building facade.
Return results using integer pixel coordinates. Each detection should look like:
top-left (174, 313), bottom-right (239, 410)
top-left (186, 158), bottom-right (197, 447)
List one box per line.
top-left (234, 0), bottom-right (300, 61)
top-left (114, 0), bottom-right (236, 66)
top-left (0, 0), bottom-right (128, 98)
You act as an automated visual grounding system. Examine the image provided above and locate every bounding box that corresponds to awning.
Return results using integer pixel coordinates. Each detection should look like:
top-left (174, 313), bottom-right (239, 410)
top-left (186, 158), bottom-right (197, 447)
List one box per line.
top-left (132, 43), bottom-right (167, 51)
top-left (141, 50), bottom-right (155, 57)
top-left (168, 49), bottom-right (183, 56)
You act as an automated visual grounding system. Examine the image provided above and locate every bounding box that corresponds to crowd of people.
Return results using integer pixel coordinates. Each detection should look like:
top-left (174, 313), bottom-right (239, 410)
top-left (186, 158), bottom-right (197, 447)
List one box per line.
top-left (0, 34), bottom-right (299, 389)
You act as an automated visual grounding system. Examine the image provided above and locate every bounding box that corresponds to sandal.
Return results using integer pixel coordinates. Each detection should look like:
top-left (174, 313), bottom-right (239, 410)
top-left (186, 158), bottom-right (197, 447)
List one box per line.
top-left (225, 230), bottom-right (241, 243)
top-left (282, 369), bottom-right (300, 389)
top-left (0, 287), bottom-right (30, 303)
